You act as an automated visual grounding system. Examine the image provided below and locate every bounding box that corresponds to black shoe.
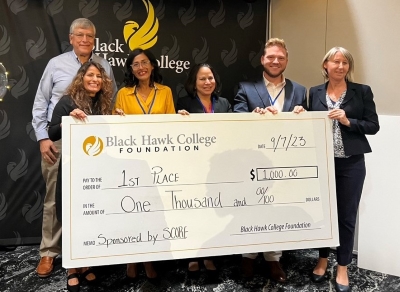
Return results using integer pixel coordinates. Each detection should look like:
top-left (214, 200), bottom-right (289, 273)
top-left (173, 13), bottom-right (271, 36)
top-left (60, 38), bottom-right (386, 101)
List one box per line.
top-left (335, 280), bottom-right (351, 292)
top-left (67, 273), bottom-right (80, 292)
top-left (147, 276), bottom-right (161, 286)
top-left (205, 268), bottom-right (219, 283)
top-left (241, 257), bottom-right (255, 279)
top-left (266, 261), bottom-right (286, 283)
top-left (188, 261), bottom-right (201, 279)
top-left (311, 271), bottom-right (328, 283)
top-left (80, 267), bottom-right (97, 285)
top-left (122, 275), bottom-right (138, 285)
top-left (187, 269), bottom-right (200, 279)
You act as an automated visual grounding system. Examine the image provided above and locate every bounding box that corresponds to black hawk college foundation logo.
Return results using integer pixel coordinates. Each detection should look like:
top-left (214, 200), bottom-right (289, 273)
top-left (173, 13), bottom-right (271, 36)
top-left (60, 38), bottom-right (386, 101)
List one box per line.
top-left (83, 136), bottom-right (104, 156)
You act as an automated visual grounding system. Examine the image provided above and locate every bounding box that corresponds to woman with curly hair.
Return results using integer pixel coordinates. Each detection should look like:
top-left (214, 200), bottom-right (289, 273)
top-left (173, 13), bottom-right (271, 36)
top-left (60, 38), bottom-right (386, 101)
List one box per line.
top-left (48, 60), bottom-right (114, 292)
top-left (49, 60), bottom-right (113, 140)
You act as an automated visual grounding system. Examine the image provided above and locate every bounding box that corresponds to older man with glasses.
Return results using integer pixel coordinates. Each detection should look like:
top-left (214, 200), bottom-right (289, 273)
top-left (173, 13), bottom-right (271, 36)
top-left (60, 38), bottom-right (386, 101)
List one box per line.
top-left (32, 18), bottom-right (117, 278)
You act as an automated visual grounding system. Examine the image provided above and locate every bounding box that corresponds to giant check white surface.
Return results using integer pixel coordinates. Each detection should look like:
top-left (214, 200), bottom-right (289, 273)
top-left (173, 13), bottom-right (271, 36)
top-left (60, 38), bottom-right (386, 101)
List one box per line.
top-left (62, 112), bottom-right (338, 268)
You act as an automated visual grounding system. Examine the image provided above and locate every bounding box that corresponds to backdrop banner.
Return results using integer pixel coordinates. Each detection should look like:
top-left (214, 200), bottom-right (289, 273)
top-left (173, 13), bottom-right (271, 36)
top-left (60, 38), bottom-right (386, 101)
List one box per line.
top-left (0, 0), bottom-right (268, 245)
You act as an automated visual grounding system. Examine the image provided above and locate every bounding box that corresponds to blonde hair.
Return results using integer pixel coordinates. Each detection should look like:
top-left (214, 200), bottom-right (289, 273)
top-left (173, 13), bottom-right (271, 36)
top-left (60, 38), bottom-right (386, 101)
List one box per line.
top-left (322, 47), bottom-right (354, 81)
top-left (264, 38), bottom-right (288, 57)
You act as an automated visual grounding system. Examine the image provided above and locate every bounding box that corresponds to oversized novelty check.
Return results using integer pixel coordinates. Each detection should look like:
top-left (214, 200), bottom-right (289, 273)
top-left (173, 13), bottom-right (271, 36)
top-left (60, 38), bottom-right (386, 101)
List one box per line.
top-left (61, 112), bottom-right (338, 268)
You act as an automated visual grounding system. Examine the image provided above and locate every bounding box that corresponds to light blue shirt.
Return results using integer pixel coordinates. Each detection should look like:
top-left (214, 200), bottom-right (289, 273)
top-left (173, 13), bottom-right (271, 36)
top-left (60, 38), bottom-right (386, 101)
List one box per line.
top-left (32, 50), bottom-right (117, 141)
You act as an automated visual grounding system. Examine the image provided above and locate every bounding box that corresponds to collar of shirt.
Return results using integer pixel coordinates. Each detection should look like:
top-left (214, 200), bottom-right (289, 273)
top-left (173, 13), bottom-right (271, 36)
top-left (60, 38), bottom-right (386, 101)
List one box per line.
top-left (72, 50), bottom-right (94, 64)
top-left (262, 73), bottom-right (286, 111)
top-left (130, 84), bottom-right (160, 95)
top-left (262, 73), bottom-right (286, 89)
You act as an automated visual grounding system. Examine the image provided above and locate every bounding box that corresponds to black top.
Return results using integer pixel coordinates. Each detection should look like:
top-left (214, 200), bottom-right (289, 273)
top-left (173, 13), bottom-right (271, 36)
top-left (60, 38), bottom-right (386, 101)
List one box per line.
top-left (176, 95), bottom-right (232, 113)
top-left (48, 95), bottom-right (77, 142)
top-left (308, 82), bottom-right (379, 156)
top-left (49, 95), bottom-right (102, 141)
top-left (49, 94), bottom-right (103, 222)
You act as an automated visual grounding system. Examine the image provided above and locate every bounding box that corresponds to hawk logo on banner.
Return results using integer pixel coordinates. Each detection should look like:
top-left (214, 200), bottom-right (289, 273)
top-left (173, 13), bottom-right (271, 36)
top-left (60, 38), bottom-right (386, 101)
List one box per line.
top-left (7, 149), bottom-right (28, 181)
top-left (0, 25), bottom-right (11, 56)
top-left (21, 191), bottom-right (43, 223)
top-left (0, 110), bottom-right (11, 140)
top-left (83, 136), bottom-right (104, 156)
top-left (123, 0), bottom-right (159, 50)
top-left (0, 193), bottom-right (8, 221)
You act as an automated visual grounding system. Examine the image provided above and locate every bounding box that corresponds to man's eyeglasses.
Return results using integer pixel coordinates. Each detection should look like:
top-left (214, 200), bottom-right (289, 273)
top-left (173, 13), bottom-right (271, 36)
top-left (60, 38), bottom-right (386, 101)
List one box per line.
top-left (71, 33), bottom-right (95, 41)
top-left (131, 60), bottom-right (151, 69)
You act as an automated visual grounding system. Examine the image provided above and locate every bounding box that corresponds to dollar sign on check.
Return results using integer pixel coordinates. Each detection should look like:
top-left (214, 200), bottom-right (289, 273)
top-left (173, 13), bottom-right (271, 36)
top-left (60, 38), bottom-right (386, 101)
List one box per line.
top-left (250, 169), bottom-right (255, 181)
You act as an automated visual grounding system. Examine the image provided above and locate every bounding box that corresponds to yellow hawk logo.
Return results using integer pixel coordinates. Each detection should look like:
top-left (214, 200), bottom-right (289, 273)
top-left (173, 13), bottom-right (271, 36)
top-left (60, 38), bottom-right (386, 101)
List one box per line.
top-left (124, 0), bottom-right (159, 50)
top-left (83, 136), bottom-right (104, 156)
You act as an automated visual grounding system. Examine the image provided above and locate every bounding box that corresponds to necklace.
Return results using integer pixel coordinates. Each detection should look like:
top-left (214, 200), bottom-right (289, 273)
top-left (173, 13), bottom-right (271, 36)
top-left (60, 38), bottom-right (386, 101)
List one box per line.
top-left (136, 87), bottom-right (151, 100)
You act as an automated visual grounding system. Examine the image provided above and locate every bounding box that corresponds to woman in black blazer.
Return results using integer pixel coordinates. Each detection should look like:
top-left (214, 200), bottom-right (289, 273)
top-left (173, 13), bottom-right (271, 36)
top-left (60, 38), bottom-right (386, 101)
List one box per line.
top-left (176, 63), bottom-right (231, 281)
top-left (176, 63), bottom-right (231, 115)
top-left (308, 47), bottom-right (379, 292)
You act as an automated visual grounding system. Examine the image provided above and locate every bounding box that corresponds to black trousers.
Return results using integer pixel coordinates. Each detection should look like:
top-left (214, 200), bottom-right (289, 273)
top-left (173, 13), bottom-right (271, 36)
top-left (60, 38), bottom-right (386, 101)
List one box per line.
top-left (319, 154), bottom-right (366, 266)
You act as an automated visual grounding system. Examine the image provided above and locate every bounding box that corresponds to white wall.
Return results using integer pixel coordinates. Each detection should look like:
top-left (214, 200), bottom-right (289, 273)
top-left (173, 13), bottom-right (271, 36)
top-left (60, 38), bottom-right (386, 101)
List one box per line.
top-left (359, 115), bottom-right (400, 277)
top-left (270, 0), bottom-right (400, 276)
top-left (270, 0), bottom-right (400, 116)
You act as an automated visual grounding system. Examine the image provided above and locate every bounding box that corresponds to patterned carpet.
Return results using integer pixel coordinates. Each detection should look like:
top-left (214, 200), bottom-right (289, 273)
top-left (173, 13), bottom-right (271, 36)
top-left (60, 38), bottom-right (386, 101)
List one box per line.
top-left (1, 246), bottom-right (399, 292)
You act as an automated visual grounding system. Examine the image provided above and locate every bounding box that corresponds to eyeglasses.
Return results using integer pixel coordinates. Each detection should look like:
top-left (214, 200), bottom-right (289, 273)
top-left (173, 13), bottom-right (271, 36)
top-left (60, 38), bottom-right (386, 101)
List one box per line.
top-left (131, 60), bottom-right (151, 69)
top-left (71, 33), bottom-right (95, 41)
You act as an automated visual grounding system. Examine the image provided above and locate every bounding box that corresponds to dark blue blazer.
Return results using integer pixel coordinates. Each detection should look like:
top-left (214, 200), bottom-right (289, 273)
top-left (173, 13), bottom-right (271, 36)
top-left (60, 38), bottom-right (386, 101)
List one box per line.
top-left (176, 95), bottom-right (232, 113)
top-left (308, 82), bottom-right (379, 156)
top-left (233, 78), bottom-right (307, 113)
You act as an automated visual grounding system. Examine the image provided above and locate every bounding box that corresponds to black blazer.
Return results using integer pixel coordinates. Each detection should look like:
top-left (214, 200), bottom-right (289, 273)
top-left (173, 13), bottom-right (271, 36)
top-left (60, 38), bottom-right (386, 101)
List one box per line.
top-left (176, 95), bottom-right (232, 113)
top-left (308, 82), bottom-right (380, 156)
top-left (233, 78), bottom-right (307, 112)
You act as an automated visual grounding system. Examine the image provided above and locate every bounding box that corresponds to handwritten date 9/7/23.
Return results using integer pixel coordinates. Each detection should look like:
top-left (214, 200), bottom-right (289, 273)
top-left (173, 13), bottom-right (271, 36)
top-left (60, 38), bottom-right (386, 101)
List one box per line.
top-left (258, 134), bottom-right (306, 152)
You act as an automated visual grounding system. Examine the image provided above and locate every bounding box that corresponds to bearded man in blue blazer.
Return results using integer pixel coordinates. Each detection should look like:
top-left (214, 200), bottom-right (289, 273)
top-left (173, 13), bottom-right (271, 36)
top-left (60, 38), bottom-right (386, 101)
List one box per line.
top-left (234, 38), bottom-right (307, 283)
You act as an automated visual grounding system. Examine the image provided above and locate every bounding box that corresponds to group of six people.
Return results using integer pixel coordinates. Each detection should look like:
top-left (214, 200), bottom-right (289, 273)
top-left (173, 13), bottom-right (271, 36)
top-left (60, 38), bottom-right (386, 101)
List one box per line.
top-left (32, 18), bottom-right (379, 292)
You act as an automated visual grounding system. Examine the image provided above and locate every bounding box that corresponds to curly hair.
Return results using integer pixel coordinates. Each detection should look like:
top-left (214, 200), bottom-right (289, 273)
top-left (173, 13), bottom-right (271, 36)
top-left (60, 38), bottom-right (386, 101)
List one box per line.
top-left (123, 48), bottom-right (162, 87)
top-left (66, 61), bottom-right (113, 115)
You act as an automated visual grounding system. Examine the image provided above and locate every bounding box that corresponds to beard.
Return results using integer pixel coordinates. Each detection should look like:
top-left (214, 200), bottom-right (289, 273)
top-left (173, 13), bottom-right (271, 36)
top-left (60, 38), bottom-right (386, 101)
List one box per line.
top-left (263, 67), bottom-right (285, 79)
